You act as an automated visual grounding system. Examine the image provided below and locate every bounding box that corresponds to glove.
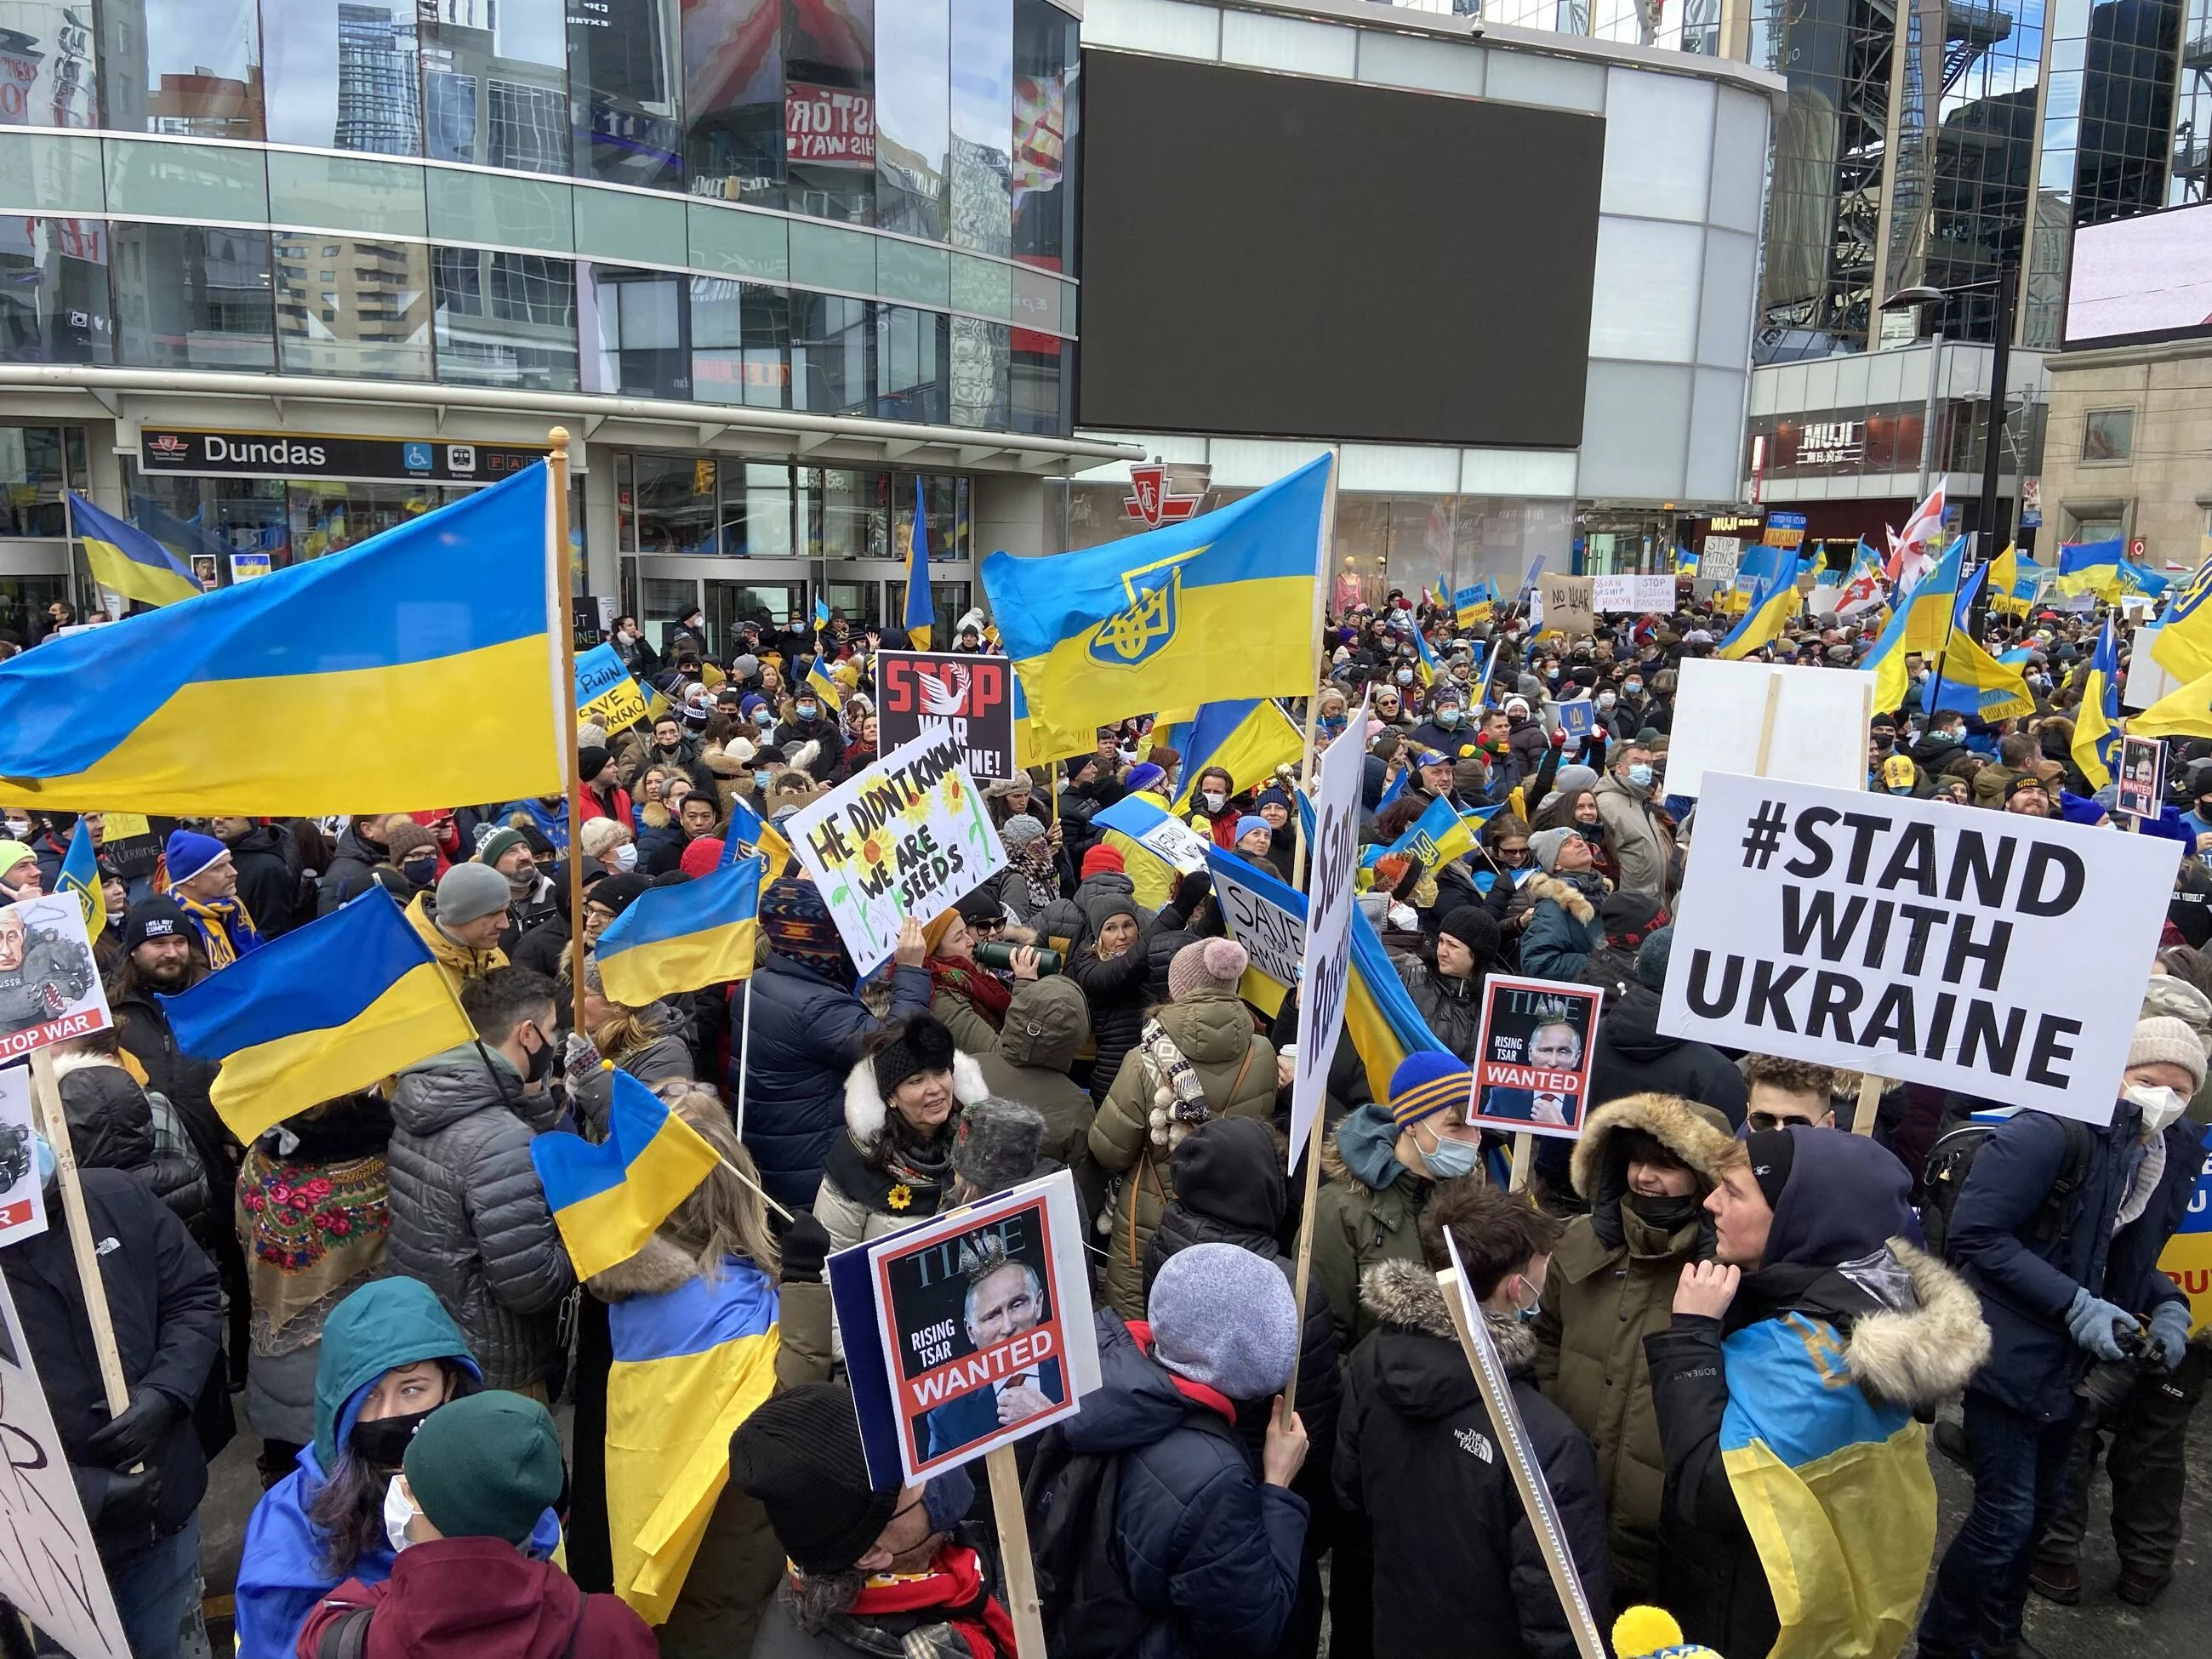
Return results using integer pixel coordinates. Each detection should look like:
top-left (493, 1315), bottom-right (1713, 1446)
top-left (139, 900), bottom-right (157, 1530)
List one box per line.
top-left (2066, 1287), bottom-right (2135, 1362)
top-left (2147, 1300), bottom-right (2192, 1371)
top-left (1550, 728), bottom-right (1568, 748)
top-left (562, 1030), bottom-right (605, 1078)
top-left (775, 1211), bottom-right (832, 1283)
top-left (84, 1387), bottom-right (180, 1469)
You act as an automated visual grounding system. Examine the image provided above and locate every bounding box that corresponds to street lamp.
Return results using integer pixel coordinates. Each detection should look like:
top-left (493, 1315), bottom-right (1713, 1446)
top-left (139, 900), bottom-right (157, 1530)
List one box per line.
top-left (1880, 268), bottom-right (2018, 573)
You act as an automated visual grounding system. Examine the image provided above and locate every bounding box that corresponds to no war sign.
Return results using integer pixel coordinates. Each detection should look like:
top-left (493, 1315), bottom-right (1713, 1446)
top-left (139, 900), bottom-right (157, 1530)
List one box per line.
top-left (1660, 772), bottom-right (2179, 1125)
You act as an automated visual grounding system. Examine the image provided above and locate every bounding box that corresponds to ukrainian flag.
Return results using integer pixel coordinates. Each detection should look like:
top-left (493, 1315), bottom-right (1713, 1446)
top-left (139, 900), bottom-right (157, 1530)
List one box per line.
top-left (595, 852), bottom-right (762, 1006)
top-left (1455, 578), bottom-right (1497, 628)
top-left (57, 816), bottom-right (103, 941)
top-left (1360, 795), bottom-right (1496, 874)
top-left (1987, 544), bottom-right (2032, 616)
top-left (983, 455), bottom-right (1327, 761)
top-left (1166, 699), bottom-right (1303, 812)
top-left (2121, 557), bottom-right (2172, 599)
top-left (812, 595), bottom-right (830, 630)
top-left (2153, 553), bottom-right (2212, 682)
top-left (904, 476), bottom-right (934, 649)
top-left (2071, 618), bottom-right (2124, 789)
top-left (161, 892), bottom-right (473, 1143)
top-left (607, 1254), bottom-right (780, 1622)
top-left (1715, 558), bottom-right (1804, 660)
top-left (67, 492), bottom-right (202, 608)
top-left (717, 796), bottom-right (795, 880)
top-left (1720, 1310), bottom-right (1938, 1658)
top-left (1863, 544), bottom-right (1964, 712)
top-left (1411, 624), bottom-right (1445, 689)
top-left (1925, 634), bottom-right (2036, 722)
top-left (2057, 536), bottom-right (2125, 597)
top-left (803, 652), bottom-right (841, 713)
top-left (532, 1068), bottom-right (720, 1281)
top-left (0, 464), bottom-right (565, 816)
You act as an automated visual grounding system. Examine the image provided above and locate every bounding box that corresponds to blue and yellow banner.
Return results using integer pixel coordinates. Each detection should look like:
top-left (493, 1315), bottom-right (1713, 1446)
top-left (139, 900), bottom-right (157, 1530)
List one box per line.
top-left (1454, 578), bottom-right (1497, 628)
top-left (0, 464), bottom-right (565, 815)
top-left (983, 454), bottom-right (1328, 761)
top-left (596, 852), bottom-right (763, 1006)
top-left (2057, 536), bottom-right (2125, 597)
top-left (532, 1068), bottom-right (721, 1281)
top-left (577, 641), bottom-right (653, 730)
top-left (1360, 794), bottom-right (1497, 875)
top-left (58, 816), bottom-right (103, 941)
top-left (1166, 698), bottom-right (1303, 812)
top-left (162, 892), bottom-right (473, 1142)
top-left (1864, 543), bottom-right (1964, 712)
top-left (1925, 634), bottom-right (2036, 723)
top-left (1715, 557), bottom-right (1804, 660)
top-left (2154, 552), bottom-right (2212, 684)
top-left (2071, 618), bottom-right (2124, 789)
top-left (67, 491), bottom-right (201, 607)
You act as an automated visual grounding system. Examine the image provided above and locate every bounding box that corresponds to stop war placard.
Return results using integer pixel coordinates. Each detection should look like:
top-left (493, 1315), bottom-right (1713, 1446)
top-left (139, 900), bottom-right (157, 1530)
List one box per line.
top-left (1659, 772), bottom-right (2179, 1125)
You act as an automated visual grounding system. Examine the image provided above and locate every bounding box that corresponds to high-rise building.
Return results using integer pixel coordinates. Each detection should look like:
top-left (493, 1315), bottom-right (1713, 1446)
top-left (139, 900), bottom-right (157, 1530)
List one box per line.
top-left (335, 2), bottom-right (420, 155)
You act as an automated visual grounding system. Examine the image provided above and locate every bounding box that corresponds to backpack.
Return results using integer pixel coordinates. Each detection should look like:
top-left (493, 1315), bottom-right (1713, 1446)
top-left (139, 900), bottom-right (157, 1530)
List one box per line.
top-left (1919, 1114), bottom-right (2092, 1263)
top-left (1023, 1407), bottom-right (1239, 1659)
top-left (316, 1597), bottom-right (587, 1659)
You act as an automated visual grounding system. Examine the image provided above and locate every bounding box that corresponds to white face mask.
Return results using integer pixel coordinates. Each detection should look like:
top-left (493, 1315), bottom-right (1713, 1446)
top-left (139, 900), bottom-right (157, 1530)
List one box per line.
top-left (383, 1475), bottom-right (419, 1554)
top-left (613, 841), bottom-right (638, 871)
top-left (1200, 790), bottom-right (1226, 812)
top-left (2124, 1081), bottom-right (2190, 1136)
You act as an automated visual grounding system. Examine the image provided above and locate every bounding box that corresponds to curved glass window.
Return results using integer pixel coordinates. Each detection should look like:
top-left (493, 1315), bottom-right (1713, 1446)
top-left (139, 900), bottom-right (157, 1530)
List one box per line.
top-left (787, 0), bottom-right (874, 225)
top-left (683, 0), bottom-right (784, 206)
top-left (432, 246), bottom-right (579, 391)
top-left (100, 0), bottom-right (260, 139)
top-left (421, 0), bottom-right (567, 172)
top-left (877, 0), bottom-right (949, 240)
top-left (264, 0), bottom-right (420, 156)
top-left (567, 0), bottom-right (682, 190)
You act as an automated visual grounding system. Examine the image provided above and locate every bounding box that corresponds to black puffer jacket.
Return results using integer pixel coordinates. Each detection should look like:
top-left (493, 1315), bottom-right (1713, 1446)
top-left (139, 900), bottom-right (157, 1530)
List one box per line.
top-left (317, 819), bottom-right (390, 915)
top-left (225, 822), bottom-right (303, 939)
top-left (1031, 870), bottom-right (1153, 958)
top-left (1070, 905), bottom-right (1153, 1109)
top-left (1337, 1260), bottom-right (1611, 1656)
top-left (1389, 953), bottom-right (1482, 1062)
top-left (49, 1052), bottom-right (215, 1251)
top-left (1587, 983), bottom-right (1747, 1128)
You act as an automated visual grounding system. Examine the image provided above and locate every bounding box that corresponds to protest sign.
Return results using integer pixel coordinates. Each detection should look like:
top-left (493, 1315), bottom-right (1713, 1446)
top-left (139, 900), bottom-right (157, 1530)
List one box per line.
top-left (784, 727), bottom-right (1008, 978)
top-left (1205, 847), bottom-right (1308, 1015)
top-left (1469, 976), bottom-right (1603, 1140)
top-left (228, 551), bottom-right (271, 583)
top-left (1663, 658), bottom-right (1875, 798)
top-left (0, 1271), bottom-right (130, 1659)
top-left (1700, 536), bottom-right (1742, 586)
top-left (1439, 1232), bottom-right (1606, 1658)
top-left (1536, 573), bottom-right (1595, 639)
top-left (828, 1168), bottom-right (1097, 1486)
top-left (2158, 1142), bottom-right (2212, 1330)
top-left (1591, 574), bottom-right (1676, 613)
top-left (1659, 772), bottom-right (2178, 1124)
top-left (877, 651), bottom-right (1019, 780)
top-left (1091, 793), bottom-right (1212, 875)
top-left (2116, 733), bottom-right (2165, 821)
top-left (2125, 625), bottom-right (2183, 710)
top-left (94, 816), bottom-right (158, 884)
top-left (0, 898), bottom-right (108, 1064)
top-left (1290, 695), bottom-right (1368, 1169)
top-left (574, 642), bottom-right (651, 731)
top-left (1555, 698), bottom-right (1595, 741)
top-left (0, 1067), bottom-right (44, 1247)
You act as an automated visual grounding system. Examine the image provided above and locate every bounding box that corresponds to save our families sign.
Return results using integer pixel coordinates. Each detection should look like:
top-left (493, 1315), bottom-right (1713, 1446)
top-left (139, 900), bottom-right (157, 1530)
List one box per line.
top-left (784, 727), bottom-right (1009, 977)
top-left (1659, 772), bottom-right (2179, 1125)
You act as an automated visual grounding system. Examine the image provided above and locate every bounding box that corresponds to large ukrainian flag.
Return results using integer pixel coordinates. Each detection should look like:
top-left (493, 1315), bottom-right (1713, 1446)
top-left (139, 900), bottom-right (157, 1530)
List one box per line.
top-left (0, 464), bottom-right (565, 815)
top-left (1714, 558), bottom-right (1804, 660)
top-left (594, 853), bottom-right (762, 1006)
top-left (162, 892), bottom-right (473, 1143)
top-left (1862, 543), bottom-right (1964, 711)
top-left (2057, 536), bottom-right (2125, 598)
top-left (1719, 1311), bottom-right (1938, 1658)
top-left (1166, 698), bottom-right (1303, 812)
top-left (607, 1255), bottom-right (780, 1622)
top-left (983, 453), bottom-right (1328, 761)
top-left (67, 492), bottom-right (202, 607)
top-left (533, 1069), bottom-right (720, 1281)
top-left (2071, 619), bottom-right (2126, 788)
top-left (2153, 552), bottom-right (2212, 682)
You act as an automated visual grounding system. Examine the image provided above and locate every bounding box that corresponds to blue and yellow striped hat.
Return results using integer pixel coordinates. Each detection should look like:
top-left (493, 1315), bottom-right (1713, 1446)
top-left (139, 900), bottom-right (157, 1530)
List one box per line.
top-left (1388, 1051), bottom-right (1474, 1127)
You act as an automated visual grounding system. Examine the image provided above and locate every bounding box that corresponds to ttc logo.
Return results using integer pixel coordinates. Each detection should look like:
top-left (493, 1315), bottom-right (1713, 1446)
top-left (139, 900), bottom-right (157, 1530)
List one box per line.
top-left (1121, 464), bottom-right (1202, 529)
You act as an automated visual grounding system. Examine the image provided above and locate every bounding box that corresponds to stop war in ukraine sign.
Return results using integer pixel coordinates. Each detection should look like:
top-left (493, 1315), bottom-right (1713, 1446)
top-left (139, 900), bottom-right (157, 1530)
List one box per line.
top-left (1659, 772), bottom-right (2178, 1126)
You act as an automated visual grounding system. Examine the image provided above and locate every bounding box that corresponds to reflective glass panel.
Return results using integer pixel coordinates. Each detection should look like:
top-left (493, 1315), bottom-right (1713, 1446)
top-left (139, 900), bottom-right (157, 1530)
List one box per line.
top-left (792, 292), bottom-right (871, 412)
top-left (877, 0), bottom-right (949, 240)
top-left (949, 316), bottom-right (1007, 428)
top-left (720, 461), bottom-right (795, 556)
top-left (683, 0), bottom-right (784, 205)
top-left (787, 0), bottom-right (874, 224)
top-left (112, 222), bottom-right (275, 371)
top-left (0, 426), bottom-right (71, 535)
top-left (0, 218), bottom-right (111, 362)
top-left (432, 247), bottom-right (579, 391)
top-left (584, 264), bottom-right (688, 398)
top-left (567, 0), bottom-right (682, 190)
top-left (0, 2), bottom-right (97, 129)
top-left (876, 304), bottom-right (946, 423)
top-left (1010, 339), bottom-right (1063, 435)
top-left (271, 235), bottom-right (431, 379)
top-left (101, 0), bottom-right (260, 137)
top-left (1010, 0), bottom-right (1072, 269)
top-left (810, 465), bottom-right (887, 557)
top-left (630, 452), bottom-right (717, 553)
top-left (263, 0), bottom-right (420, 154)
top-left (691, 276), bottom-right (790, 408)
top-left (950, 0), bottom-right (1013, 256)
top-left (420, 0), bottom-right (567, 172)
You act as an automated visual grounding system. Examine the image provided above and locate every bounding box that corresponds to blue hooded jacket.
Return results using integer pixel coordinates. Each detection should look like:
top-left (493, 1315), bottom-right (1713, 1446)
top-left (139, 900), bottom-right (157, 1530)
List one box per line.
top-left (232, 1279), bottom-right (561, 1658)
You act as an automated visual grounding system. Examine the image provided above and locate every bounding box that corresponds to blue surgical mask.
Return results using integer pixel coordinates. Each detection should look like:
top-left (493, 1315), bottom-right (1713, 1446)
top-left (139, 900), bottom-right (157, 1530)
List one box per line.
top-left (796, 701), bottom-right (818, 721)
top-left (754, 772), bottom-right (774, 794)
top-left (1628, 763), bottom-right (1654, 789)
top-left (1623, 681), bottom-right (1642, 695)
top-left (1437, 709), bottom-right (1462, 729)
top-left (1419, 1124), bottom-right (1480, 1179)
top-left (1514, 1276), bottom-right (1544, 1324)
top-left (32, 1132), bottom-right (53, 1189)
top-left (753, 710), bottom-right (774, 728)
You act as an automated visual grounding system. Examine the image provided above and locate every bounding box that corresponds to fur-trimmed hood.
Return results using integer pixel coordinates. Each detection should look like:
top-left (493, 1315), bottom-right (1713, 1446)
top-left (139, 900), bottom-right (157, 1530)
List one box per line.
top-left (1359, 1257), bottom-right (1537, 1375)
top-left (1521, 871), bottom-right (1597, 925)
top-left (585, 1233), bottom-right (696, 1302)
top-left (841, 1049), bottom-right (990, 1149)
top-left (1842, 1239), bottom-right (1992, 1411)
top-left (1570, 1090), bottom-right (1737, 1200)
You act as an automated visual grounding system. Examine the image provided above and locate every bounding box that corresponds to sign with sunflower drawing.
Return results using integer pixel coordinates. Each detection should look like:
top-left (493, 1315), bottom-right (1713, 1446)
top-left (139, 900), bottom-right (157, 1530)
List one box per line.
top-left (784, 723), bottom-right (1010, 977)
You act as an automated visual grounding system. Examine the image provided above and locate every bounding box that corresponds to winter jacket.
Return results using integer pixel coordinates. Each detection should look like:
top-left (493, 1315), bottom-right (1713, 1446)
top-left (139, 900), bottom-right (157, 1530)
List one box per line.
top-left (404, 892), bottom-right (509, 993)
top-left (239, 1279), bottom-right (562, 1659)
top-left (109, 975), bottom-right (231, 1180)
top-left (1531, 1094), bottom-right (1734, 1602)
top-left (1049, 1311), bottom-right (1308, 1659)
top-left (813, 1049), bottom-right (991, 1253)
top-left (228, 822), bottom-right (304, 940)
top-left (972, 977), bottom-right (1097, 1172)
top-left (1390, 953), bottom-right (1483, 1062)
top-left (1031, 870), bottom-right (1153, 959)
top-left (1645, 1241), bottom-right (1986, 1658)
top-left (1948, 1106), bottom-right (2200, 1422)
top-left (1587, 984), bottom-right (1747, 1128)
top-left (1590, 775), bottom-right (1673, 897)
top-left (1089, 990), bottom-right (1276, 1320)
top-left (318, 822), bottom-right (391, 915)
top-left (1072, 929), bottom-right (1155, 1113)
top-left (3, 1167), bottom-right (221, 1567)
top-left (1310, 1104), bottom-right (1434, 1357)
top-left (60, 1057), bottom-right (216, 1257)
top-left (735, 954), bottom-right (933, 1209)
top-left (296, 1539), bottom-right (658, 1659)
top-left (1519, 872), bottom-right (1607, 983)
top-left (778, 712), bottom-right (846, 780)
top-left (385, 1044), bottom-right (575, 1391)
top-left (1337, 1261), bottom-right (1611, 1656)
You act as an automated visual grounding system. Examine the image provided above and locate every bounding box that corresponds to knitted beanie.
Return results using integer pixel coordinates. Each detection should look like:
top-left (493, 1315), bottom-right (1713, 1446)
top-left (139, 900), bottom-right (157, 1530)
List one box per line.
top-left (1234, 815), bottom-right (1270, 844)
top-left (577, 744), bottom-right (612, 783)
top-left (1080, 845), bottom-right (1126, 878)
top-left (1600, 891), bottom-right (1668, 950)
top-left (578, 817), bottom-right (629, 859)
top-left (679, 838), bottom-right (725, 878)
top-left (475, 826), bottom-right (528, 869)
top-left (1123, 761), bottom-right (1166, 795)
top-left (1000, 813), bottom-right (1046, 852)
top-left (435, 861), bottom-right (511, 927)
top-left (402, 1393), bottom-right (564, 1548)
top-left (1634, 924), bottom-right (1673, 992)
top-left (1148, 1243), bottom-right (1299, 1401)
top-left (163, 829), bottom-right (228, 888)
top-left (1436, 906), bottom-right (1499, 969)
top-left (872, 1014), bottom-right (956, 1099)
top-left (952, 1097), bottom-right (1046, 1198)
top-left (1528, 825), bottom-right (1577, 874)
top-left (1166, 938), bottom-right (1247, 1002)
top-left (117, 898), bottom-right (191, 956)
top-left (728, 1383), bottom-right (898, 1575)
top-left (2129, 1014), bottom-right (2208, 1092)
top-left (1389, 1050), bottom-right (1473, 1127)
top-left (760, 877), bottom-right (851, 984)
top-left (383, 821), bottom-right (440, 863)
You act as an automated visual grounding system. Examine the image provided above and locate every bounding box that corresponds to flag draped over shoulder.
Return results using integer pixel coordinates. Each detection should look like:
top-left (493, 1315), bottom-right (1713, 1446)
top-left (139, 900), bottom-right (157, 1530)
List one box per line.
top-left (2071, 619), bottom-right (2124, 789)
top-left (595, 854), bottom-right (762, 1006)
top-left (0, 464), bottom-right (565, 815)
top-left (67, 492), bottom-right (201, 607)
top-left (161, 892), bottom-right (473, 1142)
top-left (1719, 1313), bottom-right (1938, 1659)
top-left (983, 453), bottom-right (1329, 761)
top-left (1166, 699), bottom-right (1303, 812)
top-left (532, 1069), bottom-right (720, 1281)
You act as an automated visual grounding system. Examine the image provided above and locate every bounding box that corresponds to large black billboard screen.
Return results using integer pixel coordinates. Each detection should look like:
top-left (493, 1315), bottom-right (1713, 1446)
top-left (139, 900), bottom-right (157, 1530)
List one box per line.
top-left (1077, 52), bottom-right (1604, 448)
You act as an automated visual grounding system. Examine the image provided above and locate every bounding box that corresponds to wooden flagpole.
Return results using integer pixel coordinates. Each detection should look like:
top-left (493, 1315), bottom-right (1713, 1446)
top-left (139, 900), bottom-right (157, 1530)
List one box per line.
top-left (28, 1048), bottom-right (128, 1416)
top-left (549, 428), bottom-right (588, 1040)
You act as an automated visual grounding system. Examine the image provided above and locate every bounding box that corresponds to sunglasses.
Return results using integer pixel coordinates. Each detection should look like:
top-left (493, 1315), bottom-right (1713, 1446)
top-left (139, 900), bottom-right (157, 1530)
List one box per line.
top-left (1746, 1110), bottom-right (1816, 1132)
